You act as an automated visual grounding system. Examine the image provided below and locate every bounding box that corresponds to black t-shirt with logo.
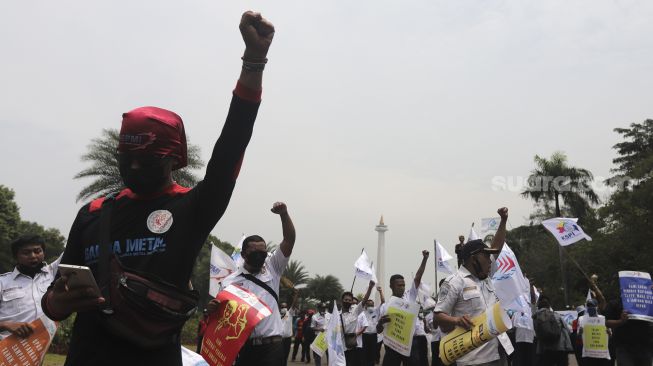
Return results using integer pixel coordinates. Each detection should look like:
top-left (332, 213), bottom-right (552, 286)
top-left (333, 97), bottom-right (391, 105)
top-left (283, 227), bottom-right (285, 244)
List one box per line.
top-left (57, 94), bottom-right (260, 366)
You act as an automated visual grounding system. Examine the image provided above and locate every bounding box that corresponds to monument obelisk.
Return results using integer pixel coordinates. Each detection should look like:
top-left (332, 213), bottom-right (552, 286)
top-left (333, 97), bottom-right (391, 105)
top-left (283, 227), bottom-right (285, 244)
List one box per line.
top-left (375, 216), bottom-right (388, 303)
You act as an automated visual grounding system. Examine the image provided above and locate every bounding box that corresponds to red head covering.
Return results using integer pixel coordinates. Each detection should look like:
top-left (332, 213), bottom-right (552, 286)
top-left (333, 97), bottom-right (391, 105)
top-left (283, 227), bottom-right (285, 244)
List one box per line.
top-left (117, 106), bottom-right (187, 170)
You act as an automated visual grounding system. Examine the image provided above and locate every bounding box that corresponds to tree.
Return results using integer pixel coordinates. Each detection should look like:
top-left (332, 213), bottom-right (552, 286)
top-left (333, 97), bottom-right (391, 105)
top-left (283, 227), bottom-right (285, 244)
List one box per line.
top-left (0, 185), bottom-right (66, 273)
top-left (305, 275), bottom-right (345, 304)
top-left (521, 151), bottom-right (599, 307)
top-left (74, 129), bottom-right (204, 203)
top-left (283, 260), bottom-right (309, 286)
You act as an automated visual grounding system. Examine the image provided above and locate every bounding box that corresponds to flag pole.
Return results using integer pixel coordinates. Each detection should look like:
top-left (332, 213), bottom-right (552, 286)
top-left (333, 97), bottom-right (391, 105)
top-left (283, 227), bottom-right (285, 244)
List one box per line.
top-left (434, 239), bottom-right (438, 296)
top-left (351, 248), bottom-right (364, 292)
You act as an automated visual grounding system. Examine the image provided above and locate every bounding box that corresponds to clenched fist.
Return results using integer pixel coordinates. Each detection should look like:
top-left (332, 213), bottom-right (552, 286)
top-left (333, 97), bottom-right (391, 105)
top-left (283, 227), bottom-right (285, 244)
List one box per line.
top-left (240, 11), bottom-right (275, 60)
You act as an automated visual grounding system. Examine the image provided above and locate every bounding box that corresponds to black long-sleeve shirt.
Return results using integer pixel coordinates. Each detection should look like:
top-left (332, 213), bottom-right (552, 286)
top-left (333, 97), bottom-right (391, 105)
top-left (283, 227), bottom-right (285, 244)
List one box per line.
top-left (47, 88), bottom-right (260, 366)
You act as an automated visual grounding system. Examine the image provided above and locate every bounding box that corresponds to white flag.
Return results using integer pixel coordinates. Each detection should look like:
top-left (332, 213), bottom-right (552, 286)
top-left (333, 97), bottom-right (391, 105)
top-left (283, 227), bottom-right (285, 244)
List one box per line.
top-left (542, 218), bottom-right (592, 246)
top-left (586, 288), bottom-right (593, 302)
top-left (418, 282), bottom-right (436, 309)
top-left (326, 301), bottom-right (346, 366)
top-left (434, 240), bottom-right (454, 275)
top-left (354, 249), bottom-right (376, 282)
top-left (468, 226), bottom-right (480, 241)
top-left (480, 217), bottom-right (501, 234)
top-left (492, 243), bottom-right (529, 307)
top-left (209, 245), bottom-right (237, 297)
top-left (231, 233), bottom-right (248, 267)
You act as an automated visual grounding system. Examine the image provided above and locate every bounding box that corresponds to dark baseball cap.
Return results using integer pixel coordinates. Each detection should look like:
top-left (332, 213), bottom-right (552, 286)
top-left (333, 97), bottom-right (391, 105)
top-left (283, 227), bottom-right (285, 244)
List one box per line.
top-left (461, 239), bottom-right (500, 260)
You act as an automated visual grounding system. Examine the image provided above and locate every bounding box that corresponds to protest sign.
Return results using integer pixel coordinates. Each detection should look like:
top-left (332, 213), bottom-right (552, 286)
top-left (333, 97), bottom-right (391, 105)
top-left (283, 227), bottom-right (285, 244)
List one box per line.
top-left (619, 271), bottom-right (653, 322)
top-left (310, 332), bottom-right (328, 357)
top-left (439, 302), bottom-right (512, 366)
top-left (383, 296), bottom-right (420, 357)
top-left (580, 316), bottom-right (610, 360)
top-left (201, 284), bottom-right (272, 366)
top-left (0, 316), bottom-right (57, 366)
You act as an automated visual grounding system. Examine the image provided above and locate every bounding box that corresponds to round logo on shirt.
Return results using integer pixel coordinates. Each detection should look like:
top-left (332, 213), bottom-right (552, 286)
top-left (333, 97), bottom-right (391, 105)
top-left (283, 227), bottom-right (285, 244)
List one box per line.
top-left (147, 210), bottom-right (173, 234)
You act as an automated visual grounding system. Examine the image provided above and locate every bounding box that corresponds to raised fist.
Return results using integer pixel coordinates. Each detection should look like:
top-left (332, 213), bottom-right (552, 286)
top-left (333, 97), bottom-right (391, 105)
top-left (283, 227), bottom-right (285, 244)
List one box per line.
top-left (422, 250), bottom-right (430, 258)
top-left (497, 207), bottom-right (508, 220)
top-left (271, 202), bottom-right (288, 215)
top-left (240, 11), bottom-right (275, 60)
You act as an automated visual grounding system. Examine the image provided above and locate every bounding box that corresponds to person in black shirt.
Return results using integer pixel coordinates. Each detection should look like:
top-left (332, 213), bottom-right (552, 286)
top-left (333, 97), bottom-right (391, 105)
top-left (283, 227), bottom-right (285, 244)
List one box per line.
top-left (604, 298), bottom-right (653, 366)
top-left (41, 10), bottom-right (275, 366)
top-left (454, 235), bottom-right (465, 267)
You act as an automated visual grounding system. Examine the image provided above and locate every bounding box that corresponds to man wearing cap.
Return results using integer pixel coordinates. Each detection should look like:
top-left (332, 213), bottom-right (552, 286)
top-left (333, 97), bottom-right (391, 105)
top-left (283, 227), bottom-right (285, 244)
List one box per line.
top-left (41, 11), bottom-right (275, 366)
top-left (434, 207), bottom-right (509, 366)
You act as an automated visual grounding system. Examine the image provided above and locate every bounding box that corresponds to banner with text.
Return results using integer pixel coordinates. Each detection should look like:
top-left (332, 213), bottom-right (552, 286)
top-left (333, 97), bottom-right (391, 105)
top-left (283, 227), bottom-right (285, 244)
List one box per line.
top-left (0, 316), bottom-right (57, 366)
top-left (581, 316), bottom-right (610, 360)
top-left (201, 284), bottom-right (272, 366)
top-left (383, 296), bottom-right (420, 357)
top-left (310, 332), bottom-right (328, 357)
top-left (439, 302), bottom-right (512, 366)
top-left (619, 271), bottom-right (653, 322)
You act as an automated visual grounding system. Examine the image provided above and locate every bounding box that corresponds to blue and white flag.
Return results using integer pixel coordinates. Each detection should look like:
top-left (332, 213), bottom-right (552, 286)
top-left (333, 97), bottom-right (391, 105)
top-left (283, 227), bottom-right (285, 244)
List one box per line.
top-left (619, 271), bottom-right (653, 322)
top-left (480, 217), bottom-right (501, 234)
top-left (326, 301), bottom-right (346, 366)
top-left (209, 245), bottom-right (237, 297)
top-left (542, 218), bottom-right (592, 246)
top-left (492, 243), bottom-right (529, 310)
top-left (434, 240), bottom-right (454, 275)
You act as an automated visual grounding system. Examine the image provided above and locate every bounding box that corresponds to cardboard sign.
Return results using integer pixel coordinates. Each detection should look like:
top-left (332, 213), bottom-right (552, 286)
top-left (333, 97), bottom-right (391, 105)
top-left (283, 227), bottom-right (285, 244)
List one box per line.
top-left (0, 316), bottom-right (57, 366)
top-left (310, 332), bottom-right (328, 357)
top-left (580, 316), bottom-right (610, 360)
top-left (200, 284), bottom-right (272, 366)
top-left (383, 296), bottom-right (420, 357)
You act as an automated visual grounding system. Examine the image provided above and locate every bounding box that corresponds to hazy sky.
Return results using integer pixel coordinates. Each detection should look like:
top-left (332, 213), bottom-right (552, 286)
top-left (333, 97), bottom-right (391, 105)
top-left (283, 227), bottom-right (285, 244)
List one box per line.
top-left (2, 1), bottom-right (652, 296)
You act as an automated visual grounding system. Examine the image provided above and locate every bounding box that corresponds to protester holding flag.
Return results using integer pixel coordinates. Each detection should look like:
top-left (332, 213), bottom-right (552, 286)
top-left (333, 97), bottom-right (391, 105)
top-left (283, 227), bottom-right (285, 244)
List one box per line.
top-left (211, 201), bottom-right (296, 366)
top-left (377, 250), bottom-right (430, 366)
top-left (362, 294), bottom-right (384, 366)
top-left (340, 280), bottom-right (375, 365)
top-left (312, 303), bottom-right (330, 366)
top-left (434, 207), bottom-right (508, 366)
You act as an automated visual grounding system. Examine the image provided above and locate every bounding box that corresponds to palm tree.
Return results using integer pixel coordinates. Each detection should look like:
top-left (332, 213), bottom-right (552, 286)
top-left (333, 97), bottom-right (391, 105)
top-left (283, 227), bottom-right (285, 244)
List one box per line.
top-left (305, 275), bottom-right (345, 304)
top-left (283, 260), bottom-right (309, 286)
top-left (521, 151), bottom-right (599, 307)
top-left (74, 129), bottom-right (203, 202)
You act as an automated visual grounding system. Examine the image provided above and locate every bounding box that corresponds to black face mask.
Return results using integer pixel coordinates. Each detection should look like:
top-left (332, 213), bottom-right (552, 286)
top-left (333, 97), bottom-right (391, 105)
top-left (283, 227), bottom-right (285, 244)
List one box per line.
top-left (118, 155), bottom-right (169, 195)
top-left (17, 262), bottom-right (44, 278)
top-left (587, 307), bottom-right (598, 317)
top-left (246, 251), bottom-right (267, 271)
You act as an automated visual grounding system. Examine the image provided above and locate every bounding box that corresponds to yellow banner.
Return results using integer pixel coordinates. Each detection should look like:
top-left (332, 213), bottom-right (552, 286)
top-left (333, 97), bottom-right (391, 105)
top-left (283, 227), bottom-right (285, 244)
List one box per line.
top-left (439, 302), bottom-right (511, 365)
top-left (383, 296), bottom-right (420, 357)
top-left (310, 332), bottom-right (328, 357)
top-left (581, 316), bottom-right (610, 359)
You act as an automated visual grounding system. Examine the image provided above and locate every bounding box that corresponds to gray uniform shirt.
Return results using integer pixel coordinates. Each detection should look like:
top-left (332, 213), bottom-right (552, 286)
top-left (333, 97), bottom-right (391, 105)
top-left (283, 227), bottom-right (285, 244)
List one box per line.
top-left (434, 264), bottom-right (500, 366)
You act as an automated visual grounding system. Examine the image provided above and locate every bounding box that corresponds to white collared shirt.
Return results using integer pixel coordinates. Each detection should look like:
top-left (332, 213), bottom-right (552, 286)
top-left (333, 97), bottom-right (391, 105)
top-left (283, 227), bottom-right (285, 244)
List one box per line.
top-left (221, 249), bottom-right (289, 338)
top-left (0, 260), bottom-right (59, 339)
top-left (340, 303), bottom-right (367, 349)
top-left (379, 282), bottom-right (420, 338)
top-left (434, 264), bottom-right (500, 366)
top-left (311, 312), bottom-right (330, 332)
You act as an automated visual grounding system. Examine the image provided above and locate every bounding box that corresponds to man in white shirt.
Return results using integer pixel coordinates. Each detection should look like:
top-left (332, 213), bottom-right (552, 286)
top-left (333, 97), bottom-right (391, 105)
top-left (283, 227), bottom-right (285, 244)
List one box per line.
top-left (311, 302), bottom-right (330, 366)
top-left (210, 201), bottom-right (296, 366)
top-left (341, 280), bottom-right (375, 365)
top-left (362, 288), bottom-right (385, 366)
top-left (434, 207), bottom-right (508, 366)
top-left (377, 250), bottom-right (431, 366)
top-left (280, 290), bottom-right (298, 366)
top-left (0, 235), bottom-right (60, 339)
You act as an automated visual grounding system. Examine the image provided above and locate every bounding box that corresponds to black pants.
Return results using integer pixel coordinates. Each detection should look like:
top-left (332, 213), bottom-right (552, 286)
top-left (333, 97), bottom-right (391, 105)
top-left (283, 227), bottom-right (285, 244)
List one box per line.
top-left (345, 348), bottom-right (363, 365)
top-left (292, 336), bottom-right (303, 360)
top-left (514, 342), bottom-right (535, 366)
top-left (363, 333), bottom-right (378, 366)
top-left (409, 336), bottom-right (428, 366)
top-left (536, 351), bottom-right (568, 366)
top-left (235, 340), bottom-right (284, 366)
top-left (282, 337), bottom-right (292, 366)
top-left (382, 345), bottom-right (409, 366)
top-left (302, 337), bottom-right (312, 362)
top-left (431, 341), bottom-right (443, 366)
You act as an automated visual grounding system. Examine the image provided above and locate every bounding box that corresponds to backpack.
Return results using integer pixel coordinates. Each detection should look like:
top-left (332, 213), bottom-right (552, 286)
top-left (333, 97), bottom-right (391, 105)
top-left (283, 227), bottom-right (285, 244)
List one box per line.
top-left (534, 309), bottom-right (562, 343)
